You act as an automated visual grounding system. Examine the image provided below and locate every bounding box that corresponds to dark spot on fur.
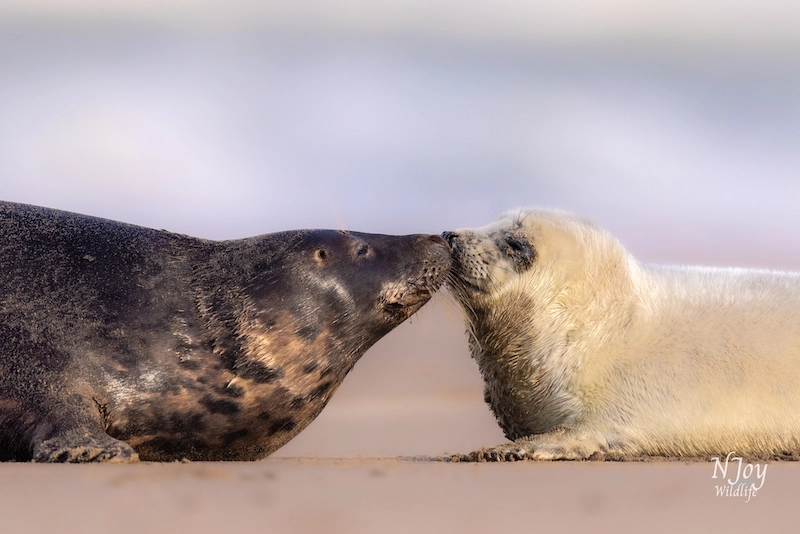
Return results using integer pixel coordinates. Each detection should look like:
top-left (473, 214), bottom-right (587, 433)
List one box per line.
top-left (196, 376), bottom-right (210, 385)
top-left (290, 397), bottom-right (306, 410)
top-left (200, 395), bottom-right (241, 415)
top-left (309, 381), bottom-right (333, 401)
top-left (268, 417), bottom-right (297, 434)
top-left (320, 364), bottom-right (337, 379)
top-left (178, 358), bottom-right (201, 370)
top-left (302, 361), bottom-right (319, 374)
top-left (236, 360), bottom-right (285, 383)
top-left (257, 411), bottom-right (271, 421)
top-left (169, 411), bottom-right (208, 434)
top-left (222, 428), bottom-right (250, 445)
top-left (296, 323), bottom-right (319, 341)
top-left (260, 315), bottom-right (278, 329)
top-left (216, 383), bottom-right (245, 398)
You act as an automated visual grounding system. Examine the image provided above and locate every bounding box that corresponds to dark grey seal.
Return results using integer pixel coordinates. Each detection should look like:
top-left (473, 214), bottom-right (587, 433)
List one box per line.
top-left (0, 201), bottom-right (450, 462)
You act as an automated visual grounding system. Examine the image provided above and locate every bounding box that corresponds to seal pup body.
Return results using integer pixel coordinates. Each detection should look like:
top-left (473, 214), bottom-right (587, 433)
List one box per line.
top-left (444, 208), bottom-right (800, 460)
top-left (0, 201), bottom-right (450, 462)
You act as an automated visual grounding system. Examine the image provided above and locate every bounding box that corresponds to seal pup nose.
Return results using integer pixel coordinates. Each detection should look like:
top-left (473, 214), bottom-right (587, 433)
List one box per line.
top-left (442, 231), bottom-right (458, 248)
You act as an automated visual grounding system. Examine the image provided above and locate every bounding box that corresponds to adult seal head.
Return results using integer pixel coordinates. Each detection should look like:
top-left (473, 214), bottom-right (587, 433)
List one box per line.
top-left (0, 201), bottom-right (451, 462)
top-left (444, 208), bottom-right (800, 461)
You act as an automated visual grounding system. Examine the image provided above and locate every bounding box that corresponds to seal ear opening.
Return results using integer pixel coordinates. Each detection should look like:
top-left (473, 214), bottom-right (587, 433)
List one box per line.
top-left (314, 248), bottom-right (328, 262)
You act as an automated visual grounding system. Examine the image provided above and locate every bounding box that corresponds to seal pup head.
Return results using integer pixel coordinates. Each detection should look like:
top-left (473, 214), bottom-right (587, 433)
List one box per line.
top-left (443, 208), bottom-right (629, 313)
top-left (442, 208), bottom-right (633, 438)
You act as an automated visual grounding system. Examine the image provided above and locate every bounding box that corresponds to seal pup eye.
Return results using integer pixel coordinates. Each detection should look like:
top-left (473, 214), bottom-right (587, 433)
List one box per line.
top-left (504, 236), bottom-right (535, 269)
top-left (506, 237), bottom-right (525, 253)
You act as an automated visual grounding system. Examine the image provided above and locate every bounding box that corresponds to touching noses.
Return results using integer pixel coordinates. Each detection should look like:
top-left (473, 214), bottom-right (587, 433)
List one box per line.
top-left (442, 231), bottom-right (459, 248)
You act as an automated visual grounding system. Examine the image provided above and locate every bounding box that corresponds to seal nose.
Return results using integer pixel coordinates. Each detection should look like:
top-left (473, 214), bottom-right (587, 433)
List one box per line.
top-left (442, 231), bottom-right (459, 248)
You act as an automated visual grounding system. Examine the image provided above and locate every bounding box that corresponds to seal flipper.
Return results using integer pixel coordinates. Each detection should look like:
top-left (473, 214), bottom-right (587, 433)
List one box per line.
top-left (28, 394), bottom-right (138, 463)
top-left (33, 430), bottom-right (138, 463)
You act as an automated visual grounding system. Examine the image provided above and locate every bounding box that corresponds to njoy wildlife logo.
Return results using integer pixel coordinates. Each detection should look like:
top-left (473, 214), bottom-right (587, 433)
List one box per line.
top-left (711, 452), bottom-right (767, 503)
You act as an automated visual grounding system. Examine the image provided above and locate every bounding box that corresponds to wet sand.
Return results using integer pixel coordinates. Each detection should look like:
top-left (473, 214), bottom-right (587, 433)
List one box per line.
top-left (0, 297), bottom-right (793, 532)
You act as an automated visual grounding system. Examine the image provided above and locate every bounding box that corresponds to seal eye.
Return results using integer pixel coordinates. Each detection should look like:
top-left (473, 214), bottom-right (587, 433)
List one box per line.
top-left (506, 237), bottom-right (525, 254)
top-left (354, 243), bottom-right (370, 258)
top-left (315, 248), bottom-right (328, 262)
top-left (505, 236), bottom-right (535, 270)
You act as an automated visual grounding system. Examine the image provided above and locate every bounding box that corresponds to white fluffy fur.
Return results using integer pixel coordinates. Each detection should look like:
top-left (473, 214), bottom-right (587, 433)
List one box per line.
top-left (447, 208), bottom-right (800, 459)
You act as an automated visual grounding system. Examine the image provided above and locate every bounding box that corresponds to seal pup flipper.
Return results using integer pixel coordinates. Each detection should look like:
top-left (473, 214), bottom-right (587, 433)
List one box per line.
top-left (448, 428), bottom-right (619, 462)
top-left (28, 395), bottom-right (138, 463)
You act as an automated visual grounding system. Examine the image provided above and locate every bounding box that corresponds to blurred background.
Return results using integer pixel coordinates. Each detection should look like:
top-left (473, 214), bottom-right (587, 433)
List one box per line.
top-left (1, 0), bottom-right (798, 457)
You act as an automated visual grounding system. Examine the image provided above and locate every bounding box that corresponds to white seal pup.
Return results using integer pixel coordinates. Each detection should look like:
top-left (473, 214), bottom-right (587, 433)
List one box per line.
top-left (443, 208), bottom-right (800, 460)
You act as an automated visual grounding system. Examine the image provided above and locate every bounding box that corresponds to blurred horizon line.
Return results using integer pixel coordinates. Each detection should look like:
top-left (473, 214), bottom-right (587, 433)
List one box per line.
top-left (2, 0), bottom-right (800, 59)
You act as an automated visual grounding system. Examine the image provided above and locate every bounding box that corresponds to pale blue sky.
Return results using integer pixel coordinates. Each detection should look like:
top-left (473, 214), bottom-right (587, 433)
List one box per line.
top-left (1, 1), bottom-right (798, 268)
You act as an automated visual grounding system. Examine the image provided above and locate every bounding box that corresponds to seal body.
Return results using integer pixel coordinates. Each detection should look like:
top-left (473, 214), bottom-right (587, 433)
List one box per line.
top-left (0, 201), bottom-right (450, 462)
top-left (444, 208), bottom-right (800, 460)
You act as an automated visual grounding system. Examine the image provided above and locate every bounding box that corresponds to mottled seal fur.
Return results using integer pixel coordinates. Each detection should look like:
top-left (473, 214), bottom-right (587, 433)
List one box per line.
top-left (444, 208), bottom-right (800, 461)
top-left (0, 201), bottom-right (450, 462)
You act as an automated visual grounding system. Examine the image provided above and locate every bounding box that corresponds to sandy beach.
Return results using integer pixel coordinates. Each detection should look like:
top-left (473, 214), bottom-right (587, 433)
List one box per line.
top-left (0, 298), bottom-right (790, 533)
top-left (0, 457), bottom-right (790, 533)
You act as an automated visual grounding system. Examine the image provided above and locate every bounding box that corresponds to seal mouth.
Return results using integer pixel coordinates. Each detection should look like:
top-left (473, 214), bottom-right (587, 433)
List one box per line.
top-left (381, 292), bottom-right (431, 320)
top-left (445, 270), bottom-right (489, 303)
top-left (380, 279), bottom-right (440, 321)
top-left (379, 244), bottom-right (451, 321)
top-left (449, 275), bottom-right (485, 294)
